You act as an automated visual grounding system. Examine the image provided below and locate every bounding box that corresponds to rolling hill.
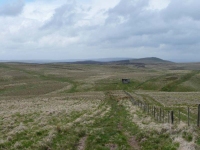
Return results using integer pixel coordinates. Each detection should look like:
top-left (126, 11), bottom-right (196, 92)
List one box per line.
top-left (129, 57), bottom-right (172, 64)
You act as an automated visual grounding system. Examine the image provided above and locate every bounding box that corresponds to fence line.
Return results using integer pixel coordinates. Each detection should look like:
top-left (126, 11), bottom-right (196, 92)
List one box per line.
top-left (124, 90), bottom-right (200, 127)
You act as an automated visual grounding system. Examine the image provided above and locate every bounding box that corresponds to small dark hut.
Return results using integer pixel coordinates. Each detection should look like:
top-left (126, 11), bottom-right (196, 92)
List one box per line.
top-left (122, 79), bottom-right (130, 84)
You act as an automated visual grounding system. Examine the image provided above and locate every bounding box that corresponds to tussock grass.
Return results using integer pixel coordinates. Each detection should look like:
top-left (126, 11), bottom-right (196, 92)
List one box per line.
top-left (0, 92), bottom-right (104, 149)
top-left (1, 63), bottom-right (200, 149)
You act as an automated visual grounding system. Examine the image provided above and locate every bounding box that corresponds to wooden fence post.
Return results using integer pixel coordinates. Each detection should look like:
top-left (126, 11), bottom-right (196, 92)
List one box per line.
top-left (198, 104), bottom-right (200, 127)
top-left (171, 111), bottom-right (174, 124)
top-left (188, 106), bottom-right (190, 126)
top-left (154, 106), bottom-right (156, 118)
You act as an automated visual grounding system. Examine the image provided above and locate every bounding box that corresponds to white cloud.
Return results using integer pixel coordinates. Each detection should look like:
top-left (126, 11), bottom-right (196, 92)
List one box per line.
top-left (0, 0), bottom-right (200, 62)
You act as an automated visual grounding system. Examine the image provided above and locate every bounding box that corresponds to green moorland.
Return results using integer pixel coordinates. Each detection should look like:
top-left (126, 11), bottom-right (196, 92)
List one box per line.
top-left (1, 62), bottom-right (200, 149)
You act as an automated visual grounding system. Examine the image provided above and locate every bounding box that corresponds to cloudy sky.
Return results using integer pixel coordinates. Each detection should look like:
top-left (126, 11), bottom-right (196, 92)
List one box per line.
top-left (0, 0), bottom-right (200, 62)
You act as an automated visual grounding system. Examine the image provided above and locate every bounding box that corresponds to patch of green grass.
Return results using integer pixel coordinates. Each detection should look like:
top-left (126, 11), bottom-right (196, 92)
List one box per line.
top-left (138, 93), bottom-right (163, 106)
top-left (135, 74), bottom-right (166, 90)
top-left (47, 110), bottom-right (88, 125)
top-left (85, 92), bottom-right (137, 149)
top-left (182, 131), bottom-right (193, 142)
top-left (196, 137), bottom-right (200, 146)
top-left (0, 64), bottom-right (78, 93)
top-left (67, 83), bottom-right (78, 93)
top-left (50, 128), bottom-right (80, 150)
top-left (94, 80), bottom-right (140, 92)
top-left (136, 127), bottom-right (179, 150)
top-left (161, 71), bottom-right (200, 92)
top-left (1, 129), bottom-right (49, 150)
top-left (86, 92), bottom-right (180, 150)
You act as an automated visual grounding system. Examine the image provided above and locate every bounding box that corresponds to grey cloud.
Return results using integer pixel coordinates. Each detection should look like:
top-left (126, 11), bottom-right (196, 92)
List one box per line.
top-left (2, 0), bottom-right (200, 61)
top-left (86, 0), bottom-right (200, 51)
top-left (41, 1), bottom-right (84, 30)
top-left (162, 0), bottom-right (200, 21)
top-left (88, 0), bottom-right (164, 47)
top-left (110, 0), bottom-right (149, 15)
top-left (0, 0), bottom-right (24, 16)
top-left (105, 0), bottom-right (150, 25)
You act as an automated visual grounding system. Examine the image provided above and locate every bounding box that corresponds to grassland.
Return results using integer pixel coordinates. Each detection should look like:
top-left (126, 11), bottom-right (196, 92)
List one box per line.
top-left (1, 62), bottom-right (200, 149)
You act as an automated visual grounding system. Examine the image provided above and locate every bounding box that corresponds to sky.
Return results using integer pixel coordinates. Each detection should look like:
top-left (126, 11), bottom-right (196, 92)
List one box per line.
top-left (0, 0), bottom-right (200, 62)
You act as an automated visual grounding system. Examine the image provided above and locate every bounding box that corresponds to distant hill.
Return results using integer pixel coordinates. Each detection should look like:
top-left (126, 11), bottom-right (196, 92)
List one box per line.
top-left (72, 60), bottom-right (103, 64)
top-left (129, 57), bottom-right (172, 64)
top-left (94, 58), bottom-right (133, 62)
top-left (69, 57), bottom-right (173, 65)
top-left (0, 57), bottom-right (173, 64)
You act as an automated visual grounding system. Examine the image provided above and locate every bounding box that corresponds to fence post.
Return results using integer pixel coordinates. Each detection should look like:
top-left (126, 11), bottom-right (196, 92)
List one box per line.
top-left (198, 104), bottom-right (200, 127)
top-left (154, 106), bottom-right (156, 118)
top-left (188, 106), bottom-right (190, 126)
top-left (171, 111), bottom-right (174, 124)
top-left (147, 104), bottom-right (149, 114)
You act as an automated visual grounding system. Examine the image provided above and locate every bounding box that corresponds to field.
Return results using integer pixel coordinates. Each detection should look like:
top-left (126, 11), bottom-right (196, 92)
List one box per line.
top-left (1, 62), bottom-right (200, 150)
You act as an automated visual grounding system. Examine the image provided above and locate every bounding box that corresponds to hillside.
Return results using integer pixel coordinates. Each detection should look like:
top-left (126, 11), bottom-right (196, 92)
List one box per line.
top-left (0, 57), bottom-right (173, 64)
top-left (129, 57), bottom-right (172, 64)
top-left (0, 62), bottom-right (200, 150)
top-left (70, 57), bottom-right (173, 65)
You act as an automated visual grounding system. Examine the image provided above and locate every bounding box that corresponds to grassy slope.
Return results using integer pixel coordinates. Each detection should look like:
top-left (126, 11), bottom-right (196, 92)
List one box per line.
top-left (0, 64), bottom-right (78, 95)
top-left (1, 63), bottom-right (200, 149)
top-left (86, 92), bottom-right (179, 150)
top-left (0, 91), bottom-right (180, 150)
top-left (161, 71), bottom-right (200, 92)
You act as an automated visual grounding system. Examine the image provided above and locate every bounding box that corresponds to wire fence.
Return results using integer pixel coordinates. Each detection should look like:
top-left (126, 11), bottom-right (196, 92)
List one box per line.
top-left (124, 91), bottom-right (200, 127)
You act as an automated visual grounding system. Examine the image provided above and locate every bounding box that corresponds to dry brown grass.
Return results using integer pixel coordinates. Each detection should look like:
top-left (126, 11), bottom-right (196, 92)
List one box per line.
top-left (1, 62), bottom-right (200, 149)
top-left (0, 91), bottom-right (106, 149)
top-left (121, 98), bottom-right (197, 150)
top-left (136, 91), bottom-right (200, 106)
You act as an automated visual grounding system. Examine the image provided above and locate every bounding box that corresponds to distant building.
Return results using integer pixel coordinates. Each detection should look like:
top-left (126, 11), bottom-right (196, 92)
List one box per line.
top-left (122, 79), bottom-right (130, 84)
